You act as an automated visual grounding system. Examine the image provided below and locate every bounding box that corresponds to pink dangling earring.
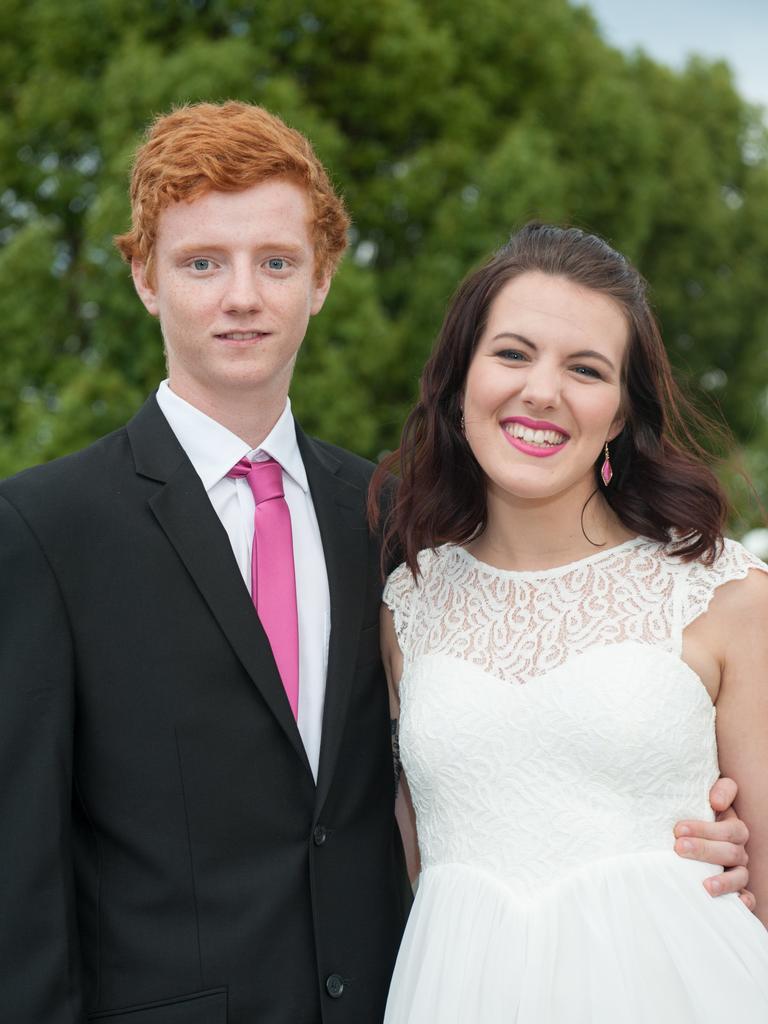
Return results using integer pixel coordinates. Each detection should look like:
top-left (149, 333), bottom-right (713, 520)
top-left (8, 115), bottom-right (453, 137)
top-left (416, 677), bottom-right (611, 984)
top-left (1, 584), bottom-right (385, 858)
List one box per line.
top-left (600, 442), bottom-right (613, 486)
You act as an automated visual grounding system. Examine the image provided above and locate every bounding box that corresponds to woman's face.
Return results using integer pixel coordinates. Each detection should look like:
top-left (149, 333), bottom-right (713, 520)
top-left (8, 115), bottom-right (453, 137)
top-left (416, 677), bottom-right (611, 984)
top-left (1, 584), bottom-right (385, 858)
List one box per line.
top-left (462, 271), bottom-right (627, 507)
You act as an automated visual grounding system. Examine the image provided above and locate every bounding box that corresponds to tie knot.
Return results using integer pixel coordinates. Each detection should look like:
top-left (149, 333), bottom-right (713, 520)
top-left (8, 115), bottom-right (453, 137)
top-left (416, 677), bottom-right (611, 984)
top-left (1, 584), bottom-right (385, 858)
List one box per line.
top-left (228, 457), bottom-right (284, 505)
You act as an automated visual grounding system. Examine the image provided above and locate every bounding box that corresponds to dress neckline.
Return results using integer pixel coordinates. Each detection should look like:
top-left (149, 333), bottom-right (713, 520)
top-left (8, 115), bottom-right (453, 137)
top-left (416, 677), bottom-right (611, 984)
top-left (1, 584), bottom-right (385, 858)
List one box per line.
top-left (450, 535), bottom-right (650, 581)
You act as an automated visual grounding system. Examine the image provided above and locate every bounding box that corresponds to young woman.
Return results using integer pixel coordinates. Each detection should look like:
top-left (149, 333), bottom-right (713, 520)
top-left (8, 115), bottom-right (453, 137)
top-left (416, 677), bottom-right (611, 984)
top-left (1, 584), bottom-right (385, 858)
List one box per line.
top-left (373, 224), bottom-right (768, 1022)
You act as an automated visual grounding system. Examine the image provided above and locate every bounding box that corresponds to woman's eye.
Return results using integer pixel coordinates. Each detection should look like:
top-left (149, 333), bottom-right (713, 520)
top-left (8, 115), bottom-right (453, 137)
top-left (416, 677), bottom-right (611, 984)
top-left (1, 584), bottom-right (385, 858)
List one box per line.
top-left (266, 257), bottom-right (287, 271)
top-left (497, 349), bottom-right (527, 361)
top-left (191, 258), bottom-right (211, 272)
top-left (572, 365), bottom-right (602, 379)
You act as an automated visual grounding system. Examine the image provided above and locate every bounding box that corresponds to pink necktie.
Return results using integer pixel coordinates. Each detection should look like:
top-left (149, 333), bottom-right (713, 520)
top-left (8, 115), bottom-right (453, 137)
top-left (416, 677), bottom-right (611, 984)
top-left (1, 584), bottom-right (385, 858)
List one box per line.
top-left (228, 457), bottom-right (299, 719)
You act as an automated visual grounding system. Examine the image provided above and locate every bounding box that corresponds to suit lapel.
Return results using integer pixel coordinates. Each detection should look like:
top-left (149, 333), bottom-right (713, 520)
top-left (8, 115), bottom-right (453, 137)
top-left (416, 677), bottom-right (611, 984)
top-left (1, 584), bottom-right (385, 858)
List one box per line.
top-left (127, 397), bottom-right (312, 775)
top-left (297, 430), bottom-right (369, 814)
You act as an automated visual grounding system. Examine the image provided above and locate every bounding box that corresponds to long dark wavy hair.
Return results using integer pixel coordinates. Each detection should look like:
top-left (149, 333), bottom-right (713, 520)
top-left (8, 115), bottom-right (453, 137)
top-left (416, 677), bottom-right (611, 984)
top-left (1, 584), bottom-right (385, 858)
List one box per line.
top-left (369, 223), bottom-right (730, 576)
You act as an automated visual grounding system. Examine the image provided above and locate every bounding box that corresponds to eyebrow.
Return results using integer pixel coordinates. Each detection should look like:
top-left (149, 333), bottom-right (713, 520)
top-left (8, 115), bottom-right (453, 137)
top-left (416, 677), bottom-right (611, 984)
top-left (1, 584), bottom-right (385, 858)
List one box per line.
top-left (490, 332), bottom-right (617, 372)
top-left (169, 241), bottom-right (307, 258)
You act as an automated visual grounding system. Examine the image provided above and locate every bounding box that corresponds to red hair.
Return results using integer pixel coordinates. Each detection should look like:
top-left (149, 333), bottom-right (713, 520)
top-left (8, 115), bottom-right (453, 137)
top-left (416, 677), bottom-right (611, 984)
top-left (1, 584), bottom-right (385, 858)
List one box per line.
top-left (114, 101), bottom-right (349, 282)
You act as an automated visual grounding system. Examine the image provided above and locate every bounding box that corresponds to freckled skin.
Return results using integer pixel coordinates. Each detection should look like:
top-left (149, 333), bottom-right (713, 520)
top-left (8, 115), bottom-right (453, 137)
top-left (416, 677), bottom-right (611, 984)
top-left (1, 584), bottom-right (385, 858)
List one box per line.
top-left (131, 179), bottom-right (330, 416)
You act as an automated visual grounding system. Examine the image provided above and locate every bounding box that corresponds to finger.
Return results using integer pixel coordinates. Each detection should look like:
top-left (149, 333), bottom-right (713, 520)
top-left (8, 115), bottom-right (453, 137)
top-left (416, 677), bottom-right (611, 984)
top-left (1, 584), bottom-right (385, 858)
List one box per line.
top-left (715, 806), bottom-right (736, 822)
top-left (703, 865), bottom-right (749, 897)
top-left (739, 889), bottom-right (757, 912)
top-left (708, 776), bottom-right (737, 814)
top-left (674, 837), bottom-right (749, 868)
top-left (674, 817), bottom-right (749, 846)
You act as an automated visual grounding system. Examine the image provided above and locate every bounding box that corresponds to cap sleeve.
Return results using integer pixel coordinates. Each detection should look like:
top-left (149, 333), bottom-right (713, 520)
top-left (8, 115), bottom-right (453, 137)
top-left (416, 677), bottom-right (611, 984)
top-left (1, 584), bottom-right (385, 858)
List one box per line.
top-left (681, 538), bottom-right (768, 630)
top-left (383, 562), bottom-right (415, 654)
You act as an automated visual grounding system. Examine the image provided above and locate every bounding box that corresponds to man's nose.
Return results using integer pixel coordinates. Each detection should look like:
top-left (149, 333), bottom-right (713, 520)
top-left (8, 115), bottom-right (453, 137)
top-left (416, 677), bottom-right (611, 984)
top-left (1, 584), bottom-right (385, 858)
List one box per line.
top-left (222, 263), bottom-right (263, 313)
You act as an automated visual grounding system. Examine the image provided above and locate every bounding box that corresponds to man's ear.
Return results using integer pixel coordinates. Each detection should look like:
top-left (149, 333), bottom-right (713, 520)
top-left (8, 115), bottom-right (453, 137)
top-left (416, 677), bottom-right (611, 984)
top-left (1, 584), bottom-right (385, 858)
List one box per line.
top-left (131, 259), bottom-right (159, 317)
top-left (310, 270), bottom-right (332, 316)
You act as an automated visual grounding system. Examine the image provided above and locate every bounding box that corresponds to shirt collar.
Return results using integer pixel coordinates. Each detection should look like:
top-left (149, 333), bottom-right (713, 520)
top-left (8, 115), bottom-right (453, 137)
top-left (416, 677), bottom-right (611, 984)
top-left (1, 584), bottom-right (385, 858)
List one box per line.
top-left (155, 380), bottom-right (308, 493)
top-left (250, 398), bottom-right (308, 492)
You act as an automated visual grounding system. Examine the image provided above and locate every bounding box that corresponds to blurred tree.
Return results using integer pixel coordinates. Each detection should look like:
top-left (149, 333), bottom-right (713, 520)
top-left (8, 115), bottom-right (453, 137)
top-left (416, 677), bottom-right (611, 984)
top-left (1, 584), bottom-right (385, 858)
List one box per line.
top-left (0, 0), bottom-right (766, 525)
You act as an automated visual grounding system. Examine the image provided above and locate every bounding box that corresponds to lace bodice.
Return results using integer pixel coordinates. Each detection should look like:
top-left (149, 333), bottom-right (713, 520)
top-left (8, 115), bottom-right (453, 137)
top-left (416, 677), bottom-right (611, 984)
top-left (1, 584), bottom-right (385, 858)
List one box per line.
top-left (384, 536), bottom-right (764, 685)
top-left (384, 537), bottom-right (766, 893)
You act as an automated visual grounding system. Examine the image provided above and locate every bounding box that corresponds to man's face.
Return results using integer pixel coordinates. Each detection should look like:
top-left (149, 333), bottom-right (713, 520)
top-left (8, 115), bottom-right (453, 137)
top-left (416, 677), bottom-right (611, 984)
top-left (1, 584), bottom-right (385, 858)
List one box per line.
top-left (132, 178), bottom-right (330, 411)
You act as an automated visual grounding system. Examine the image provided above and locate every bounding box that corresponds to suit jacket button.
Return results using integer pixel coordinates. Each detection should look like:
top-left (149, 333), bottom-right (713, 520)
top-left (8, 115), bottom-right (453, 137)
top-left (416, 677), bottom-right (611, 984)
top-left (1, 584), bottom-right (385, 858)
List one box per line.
top-left (326, 974), bottom-right (344, 998)
top-left (313, 825), bottom-right (328, 846)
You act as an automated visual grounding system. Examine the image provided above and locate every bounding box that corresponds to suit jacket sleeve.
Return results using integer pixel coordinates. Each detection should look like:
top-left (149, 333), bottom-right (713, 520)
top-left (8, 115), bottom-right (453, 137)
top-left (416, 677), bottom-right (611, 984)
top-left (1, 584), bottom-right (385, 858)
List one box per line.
top-left (0, 494), bottom-right (84, 1023)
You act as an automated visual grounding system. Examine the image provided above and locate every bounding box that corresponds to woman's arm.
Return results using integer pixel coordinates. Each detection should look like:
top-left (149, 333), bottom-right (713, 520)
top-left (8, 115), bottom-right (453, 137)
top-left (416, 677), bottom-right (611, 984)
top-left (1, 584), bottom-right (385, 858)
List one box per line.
top-left (710, 568), bottom-right (768, 926)
top-left (381, 604), bottom-right (420, 883)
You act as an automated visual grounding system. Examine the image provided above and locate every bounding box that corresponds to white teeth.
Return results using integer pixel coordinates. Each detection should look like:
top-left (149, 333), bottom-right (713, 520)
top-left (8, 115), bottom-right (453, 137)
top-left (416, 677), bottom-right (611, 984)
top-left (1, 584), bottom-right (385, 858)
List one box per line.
top-left (503, 423), bottom-right (567, 446)
top-left (219, 331), bottom-right (263, 340)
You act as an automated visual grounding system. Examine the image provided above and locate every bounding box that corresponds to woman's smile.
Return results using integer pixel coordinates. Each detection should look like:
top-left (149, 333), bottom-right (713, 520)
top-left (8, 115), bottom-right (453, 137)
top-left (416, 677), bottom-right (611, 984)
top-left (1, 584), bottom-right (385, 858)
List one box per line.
top-left (501, 415), bottom-right (570, 457)
top-left (462, 271), bottom-right (626, 504)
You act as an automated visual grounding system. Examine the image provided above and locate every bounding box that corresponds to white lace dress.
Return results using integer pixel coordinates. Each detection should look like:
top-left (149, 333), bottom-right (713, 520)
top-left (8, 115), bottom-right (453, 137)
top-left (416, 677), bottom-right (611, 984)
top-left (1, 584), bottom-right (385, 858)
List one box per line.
top-left (383, 537), bottom-right (768, 1023)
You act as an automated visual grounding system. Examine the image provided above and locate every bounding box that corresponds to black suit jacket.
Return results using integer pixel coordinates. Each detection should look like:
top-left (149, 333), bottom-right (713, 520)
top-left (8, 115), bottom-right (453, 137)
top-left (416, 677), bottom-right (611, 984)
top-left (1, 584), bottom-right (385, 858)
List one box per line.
top-left (0, 396), bottom-right (409, 1024)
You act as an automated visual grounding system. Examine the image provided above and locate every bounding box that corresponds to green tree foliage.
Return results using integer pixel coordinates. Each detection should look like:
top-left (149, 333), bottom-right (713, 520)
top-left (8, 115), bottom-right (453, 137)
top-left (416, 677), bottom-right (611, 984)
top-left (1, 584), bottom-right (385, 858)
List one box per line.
top-left (1, 0), bottom-right (767, 525)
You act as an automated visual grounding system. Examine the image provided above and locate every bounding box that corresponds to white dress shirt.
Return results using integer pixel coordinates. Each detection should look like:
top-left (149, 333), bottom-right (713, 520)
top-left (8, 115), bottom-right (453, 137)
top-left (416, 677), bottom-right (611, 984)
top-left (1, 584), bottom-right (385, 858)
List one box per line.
top-left (156, 379), bottom-right (330, 779)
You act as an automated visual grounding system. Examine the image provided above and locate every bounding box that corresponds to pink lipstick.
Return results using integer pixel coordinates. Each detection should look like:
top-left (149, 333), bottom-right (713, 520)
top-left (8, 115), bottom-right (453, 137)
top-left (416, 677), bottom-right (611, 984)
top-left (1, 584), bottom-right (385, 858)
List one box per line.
top-left (500, 417), bottom-right (570, 459)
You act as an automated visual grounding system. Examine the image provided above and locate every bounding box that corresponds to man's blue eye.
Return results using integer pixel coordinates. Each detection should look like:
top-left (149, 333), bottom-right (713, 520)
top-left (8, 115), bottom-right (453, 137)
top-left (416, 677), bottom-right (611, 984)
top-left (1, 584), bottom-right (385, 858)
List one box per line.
top-left (192, 258), bottom-right (210, 271)
top-left (267, 258), bottom-right (286, 270)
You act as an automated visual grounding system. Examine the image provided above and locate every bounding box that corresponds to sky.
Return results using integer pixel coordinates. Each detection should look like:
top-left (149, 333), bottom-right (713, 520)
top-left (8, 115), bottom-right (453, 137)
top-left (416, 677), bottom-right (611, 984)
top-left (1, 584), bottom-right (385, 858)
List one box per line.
top-left (576, 0), bottom-right (768, 109)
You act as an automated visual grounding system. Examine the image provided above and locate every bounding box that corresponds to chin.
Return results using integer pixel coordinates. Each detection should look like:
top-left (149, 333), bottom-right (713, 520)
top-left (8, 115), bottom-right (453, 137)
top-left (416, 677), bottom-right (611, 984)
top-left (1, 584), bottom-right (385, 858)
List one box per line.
top-left (209, 358), bottom-right (280, 385)
top-left (494, 473), bottom-right (594, 507)
top-left (489, 482), bottom-right (555, 504)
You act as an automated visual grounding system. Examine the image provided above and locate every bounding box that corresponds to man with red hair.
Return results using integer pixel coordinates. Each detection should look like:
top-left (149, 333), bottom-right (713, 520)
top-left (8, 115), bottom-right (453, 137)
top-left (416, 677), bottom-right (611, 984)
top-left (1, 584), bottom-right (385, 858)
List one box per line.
top-left (0, 102), bottom-right (409, 1024)
top-left (0, 101), bottom-right (752, 1024)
